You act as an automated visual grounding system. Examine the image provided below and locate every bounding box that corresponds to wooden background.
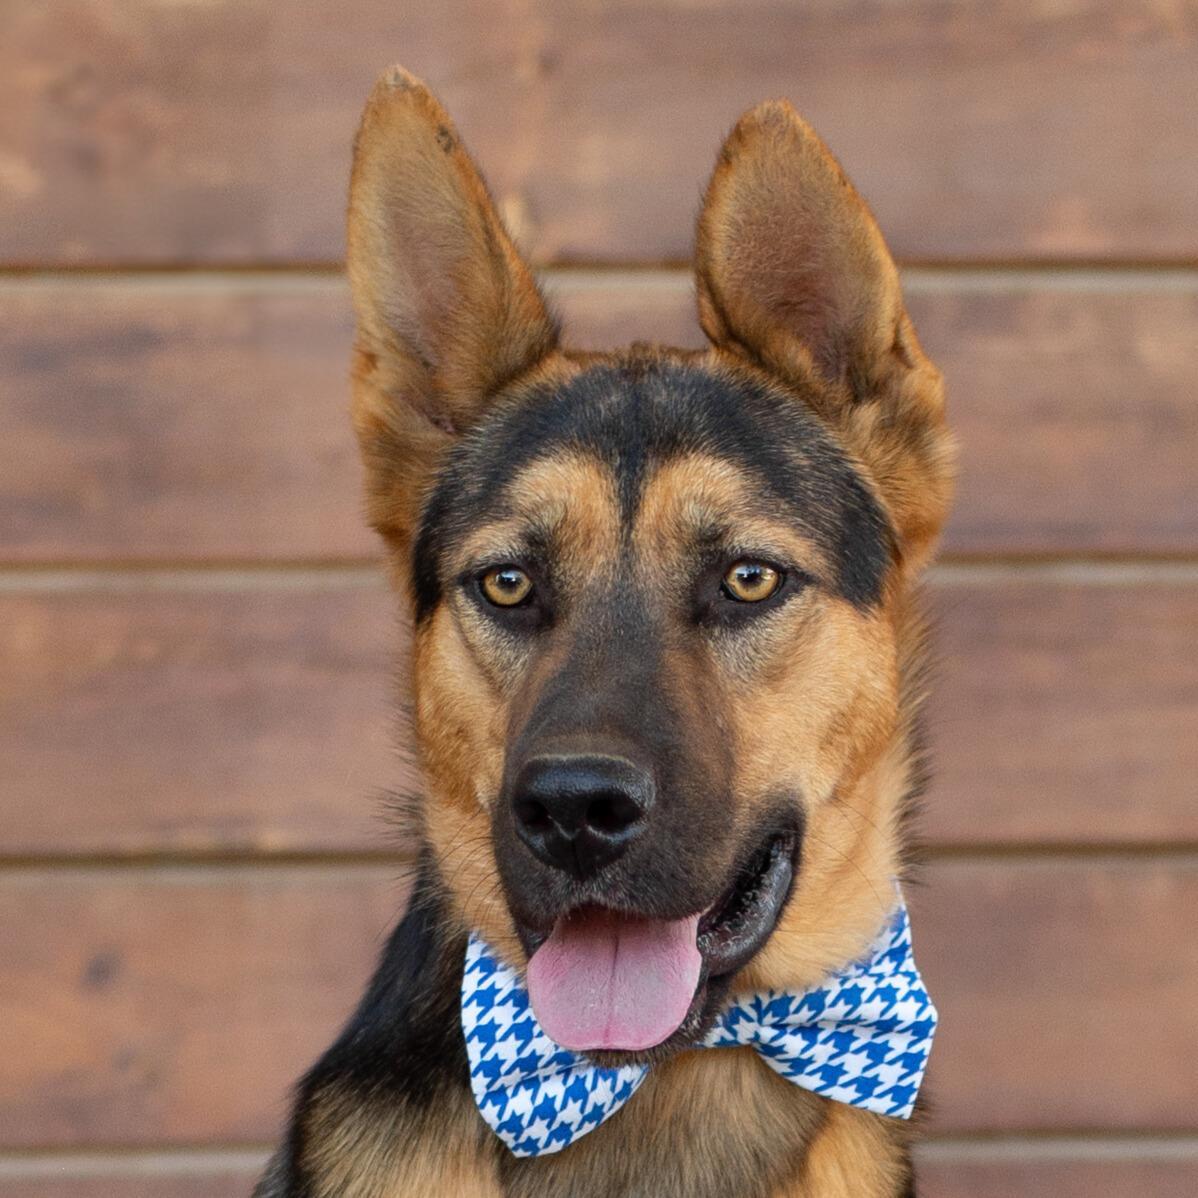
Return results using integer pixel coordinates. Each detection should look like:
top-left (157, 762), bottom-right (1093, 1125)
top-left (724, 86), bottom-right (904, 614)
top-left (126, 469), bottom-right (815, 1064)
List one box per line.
top-left (2, 3), bottom-right (1196, 1194)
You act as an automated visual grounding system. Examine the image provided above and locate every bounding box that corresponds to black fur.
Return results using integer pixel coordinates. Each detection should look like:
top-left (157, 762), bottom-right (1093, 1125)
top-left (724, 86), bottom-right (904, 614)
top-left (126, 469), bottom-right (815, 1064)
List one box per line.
top-left (255, 855), bottom-right (468, 1196)
top-left (413, 356), bottom-right (893, 621)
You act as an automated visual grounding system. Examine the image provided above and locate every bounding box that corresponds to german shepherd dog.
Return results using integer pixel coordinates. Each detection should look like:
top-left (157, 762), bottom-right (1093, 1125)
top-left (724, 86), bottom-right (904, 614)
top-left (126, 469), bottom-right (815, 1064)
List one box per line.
top-left (256, 67), bottom-right (954, 1198)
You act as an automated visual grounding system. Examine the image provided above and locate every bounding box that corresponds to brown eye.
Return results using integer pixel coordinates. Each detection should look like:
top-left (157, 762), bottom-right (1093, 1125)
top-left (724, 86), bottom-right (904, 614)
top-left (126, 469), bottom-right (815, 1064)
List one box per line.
top-left (481, 566), bottom-right (533, 607)
top-left (722, 561), bottom-right (782, 603)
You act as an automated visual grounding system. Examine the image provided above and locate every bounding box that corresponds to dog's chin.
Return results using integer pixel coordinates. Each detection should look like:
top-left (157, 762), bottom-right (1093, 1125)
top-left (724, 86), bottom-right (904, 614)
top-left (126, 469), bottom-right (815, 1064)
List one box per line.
top-left (515, 826), bottom-right (799, 1069)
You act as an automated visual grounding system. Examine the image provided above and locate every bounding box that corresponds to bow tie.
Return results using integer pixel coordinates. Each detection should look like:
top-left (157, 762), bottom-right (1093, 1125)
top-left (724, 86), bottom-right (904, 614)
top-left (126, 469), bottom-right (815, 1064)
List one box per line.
top-left (460, 895), bottom-right (937, 1158)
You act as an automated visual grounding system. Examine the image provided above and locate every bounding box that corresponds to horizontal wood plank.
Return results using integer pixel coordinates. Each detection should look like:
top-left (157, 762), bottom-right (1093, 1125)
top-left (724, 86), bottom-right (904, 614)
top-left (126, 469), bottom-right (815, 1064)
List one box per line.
top-left (0, 860), bottom-right (1194, 1146)
top-left (917, 1151), bottom-right (1198, 1198)
top-left (0, 1158), bottom-right (266, 1198)
top-left (0, 1179), bottom-right (248, 1198)
top-left (2, 274), bottom-right (1196, 560)
top-left (0, 281), bottom-right (371, 562)
top-left (0, 582), bottom-right (401, 855)
top-left (4, 3), bottom-right (1196, 265)
top-left (4, 575), bottom-right (1195, 855)
top-left (0, 1182), bottom-right (241, 1198)
top-left (0, 867), bottom-right (406, 1148)
top-left (909, 276), bottom-right (1198, 555)
top-left (911, 860), bottom-right (1198, 1133)
top-left (3, 1146), bottom-right (1197, 1197)
top-left (927, 573), bottom-right (1198, 845)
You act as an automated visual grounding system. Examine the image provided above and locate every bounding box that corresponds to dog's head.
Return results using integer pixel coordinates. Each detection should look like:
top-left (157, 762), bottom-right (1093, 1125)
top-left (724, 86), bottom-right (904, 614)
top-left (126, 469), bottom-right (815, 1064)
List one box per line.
top-left (348, 69), bottom-right (953, 1061)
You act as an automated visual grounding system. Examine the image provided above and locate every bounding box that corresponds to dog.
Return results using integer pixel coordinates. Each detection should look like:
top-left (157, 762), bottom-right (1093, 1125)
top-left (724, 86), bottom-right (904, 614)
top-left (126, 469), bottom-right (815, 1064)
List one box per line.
top-left (255, 66), bottom-right (954, 1198)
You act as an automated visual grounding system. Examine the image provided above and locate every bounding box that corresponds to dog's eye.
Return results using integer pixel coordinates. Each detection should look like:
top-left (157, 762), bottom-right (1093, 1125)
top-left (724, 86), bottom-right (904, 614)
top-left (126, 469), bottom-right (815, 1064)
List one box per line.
top-left (480, 566), bottom-right (533, 607)
top-left (722, 560), bottom-right (782, 603)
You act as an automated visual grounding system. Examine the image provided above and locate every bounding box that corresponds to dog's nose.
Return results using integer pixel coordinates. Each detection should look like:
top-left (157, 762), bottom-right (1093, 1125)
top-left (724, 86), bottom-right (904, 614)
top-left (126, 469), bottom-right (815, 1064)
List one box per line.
top-left (512, 755), bottom-right (653, 879)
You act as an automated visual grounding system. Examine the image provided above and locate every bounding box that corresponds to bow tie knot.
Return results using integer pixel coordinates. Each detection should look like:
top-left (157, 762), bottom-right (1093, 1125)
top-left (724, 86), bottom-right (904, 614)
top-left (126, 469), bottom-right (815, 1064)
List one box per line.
top-left (461, 895), bottom-right (936, 1158)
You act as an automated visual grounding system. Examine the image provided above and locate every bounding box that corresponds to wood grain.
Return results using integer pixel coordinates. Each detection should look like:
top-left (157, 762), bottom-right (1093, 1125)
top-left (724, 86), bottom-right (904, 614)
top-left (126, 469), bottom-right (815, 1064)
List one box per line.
top-left (912, 859), bottom-right (1198, 1132)
top-left (0, 281), bottom-right (371, 562)
top-left (3, 0), bottom-right (1193, 1167)
top-left (910, 277), bottom-right (1198, 555)
top-left (0, 867), bottom-right (407, 1148)
top-left (4, 576), bottom-right (1195, 856)
top-left (918, 1152), bottom-right (1198, 1198)
top-left (2, 274), bottom-right (1196, 561)
top-left (1, 583), bottom-right (404, 855)
top-left (0, 1160), bottom-right (266, 1198)
top-left (927, 574), bottom-right (1198, 845)
top-left (0, 861), bottom-right (1194, 1146)
top-left (4, 3), bottom-right (1196, 265)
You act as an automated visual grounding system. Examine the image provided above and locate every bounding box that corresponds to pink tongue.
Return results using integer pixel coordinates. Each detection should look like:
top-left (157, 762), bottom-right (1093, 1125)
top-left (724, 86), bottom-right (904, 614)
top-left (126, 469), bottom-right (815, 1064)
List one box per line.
top-left (526, 908), bottom-right (702, 1052)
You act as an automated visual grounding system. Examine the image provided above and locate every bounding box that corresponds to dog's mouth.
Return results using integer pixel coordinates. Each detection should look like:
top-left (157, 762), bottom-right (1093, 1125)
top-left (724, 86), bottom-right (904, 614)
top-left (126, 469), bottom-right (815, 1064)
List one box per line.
top-left (520, 828), bottom-right (798, 1062)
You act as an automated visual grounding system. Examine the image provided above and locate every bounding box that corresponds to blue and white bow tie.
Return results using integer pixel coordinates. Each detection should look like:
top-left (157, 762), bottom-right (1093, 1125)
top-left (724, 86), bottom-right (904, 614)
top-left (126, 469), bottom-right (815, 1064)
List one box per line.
top-left (460, 895), bottom-right (937, 1157)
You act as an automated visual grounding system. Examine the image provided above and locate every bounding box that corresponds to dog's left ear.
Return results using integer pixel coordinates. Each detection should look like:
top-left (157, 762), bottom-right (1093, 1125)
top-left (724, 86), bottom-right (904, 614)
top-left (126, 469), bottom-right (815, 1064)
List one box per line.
top-left (695, 101), bottom-right (954, 572)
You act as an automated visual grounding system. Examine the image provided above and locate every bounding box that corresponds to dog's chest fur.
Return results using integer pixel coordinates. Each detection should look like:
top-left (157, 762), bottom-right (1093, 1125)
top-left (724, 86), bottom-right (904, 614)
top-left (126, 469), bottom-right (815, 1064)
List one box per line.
top-left (297, 1054), bottom-right (908, 1198)
top-left (500, 1050), bottom-right (826, 1197)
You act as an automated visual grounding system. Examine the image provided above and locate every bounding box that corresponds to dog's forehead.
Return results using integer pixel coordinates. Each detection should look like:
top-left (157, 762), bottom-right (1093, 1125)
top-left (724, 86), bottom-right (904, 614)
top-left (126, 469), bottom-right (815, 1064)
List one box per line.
top-left (414, 357), bottom-right (894, 613)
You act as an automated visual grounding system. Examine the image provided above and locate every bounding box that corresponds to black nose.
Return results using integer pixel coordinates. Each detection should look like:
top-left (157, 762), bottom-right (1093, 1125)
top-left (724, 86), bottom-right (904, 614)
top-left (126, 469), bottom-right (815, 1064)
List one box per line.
top-left (511, 754), bottom-right (653, 879)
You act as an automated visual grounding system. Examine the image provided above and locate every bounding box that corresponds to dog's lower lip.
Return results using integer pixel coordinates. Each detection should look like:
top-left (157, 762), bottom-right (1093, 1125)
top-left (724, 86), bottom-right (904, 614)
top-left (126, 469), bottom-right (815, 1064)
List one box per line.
top-left (697, 831), bottom-right (796, 980)
top-left (516, 921), bottom-right (551, 960)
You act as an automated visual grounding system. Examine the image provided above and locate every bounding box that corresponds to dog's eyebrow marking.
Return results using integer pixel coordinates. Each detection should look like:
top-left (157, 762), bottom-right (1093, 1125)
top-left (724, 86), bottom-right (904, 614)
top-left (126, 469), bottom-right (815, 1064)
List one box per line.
top-left (633, 452), bottom-right (837, 583)
top-left (414, 357), bottom-right (893, 620)
top-left (447, 452), bottom-right (621, 591)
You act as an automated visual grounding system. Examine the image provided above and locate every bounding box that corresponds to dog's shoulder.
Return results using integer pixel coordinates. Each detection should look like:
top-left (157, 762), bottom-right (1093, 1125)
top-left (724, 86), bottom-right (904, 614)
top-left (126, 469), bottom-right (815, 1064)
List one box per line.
top-left (305, 857), bottom-right (467, 1103)
top-left (256, 857), bottom-right (473, 1195)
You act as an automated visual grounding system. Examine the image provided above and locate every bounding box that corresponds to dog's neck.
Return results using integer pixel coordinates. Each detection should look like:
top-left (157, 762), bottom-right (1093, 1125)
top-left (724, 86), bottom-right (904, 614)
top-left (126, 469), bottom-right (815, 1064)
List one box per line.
top-left (494, 1042), bottom-right (915, 1197)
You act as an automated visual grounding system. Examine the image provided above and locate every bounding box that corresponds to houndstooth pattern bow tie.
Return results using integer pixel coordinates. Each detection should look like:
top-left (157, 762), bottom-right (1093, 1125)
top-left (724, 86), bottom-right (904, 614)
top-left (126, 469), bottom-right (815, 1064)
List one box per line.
top-left (460, 895), bottom-right (937, 1157)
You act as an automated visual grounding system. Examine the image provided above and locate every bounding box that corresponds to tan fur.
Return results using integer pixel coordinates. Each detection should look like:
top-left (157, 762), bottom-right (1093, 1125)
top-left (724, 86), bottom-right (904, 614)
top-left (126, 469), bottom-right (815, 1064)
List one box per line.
top-left (503, 1049), bottom-right (825, 1197)
top-left (410, 434), bottom-right (906, 987)
top-left (633, 452), bottom-right (838, 592)
top-left (414, 453), bottom-right (625, 968)
top-left (453, 454), bottom-right (623, 603)
top-left (304, 1055), bottom-right (906, 1198)
top-left (630, 450), bottom-right (904, 990)
top-left (791, 1101), bottom-right (912, 1197)
top-left (347, 68), bottom-right (563, 555)
top-left (302, 1083), bottom-right (502, 1198)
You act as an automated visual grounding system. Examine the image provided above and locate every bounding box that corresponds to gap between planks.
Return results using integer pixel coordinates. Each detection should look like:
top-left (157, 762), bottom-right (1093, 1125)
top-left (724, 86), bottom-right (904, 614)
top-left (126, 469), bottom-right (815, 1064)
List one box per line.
top-left (2, 847), bottom-right (1198, 874)
top-left (2, 559), bottom-right (1198, 593)
top-left (2, 1134), bottom-right (1198, 1177)
top-left (0, 265), bottom-right (1197, 295)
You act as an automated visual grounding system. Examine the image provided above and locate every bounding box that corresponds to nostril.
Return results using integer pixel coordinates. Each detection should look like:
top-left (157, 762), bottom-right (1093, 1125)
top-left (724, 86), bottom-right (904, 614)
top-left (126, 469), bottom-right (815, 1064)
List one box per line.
top-left (510, 753), bottom-right (654, 877)
top-left (515, 798), bottom-right (553, 834)
top-left (585, 793), bottom-right (642, 836)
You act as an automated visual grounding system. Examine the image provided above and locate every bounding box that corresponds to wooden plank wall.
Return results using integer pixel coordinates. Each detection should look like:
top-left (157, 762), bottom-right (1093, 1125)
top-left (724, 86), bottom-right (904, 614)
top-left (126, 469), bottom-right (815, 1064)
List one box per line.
top-left (2, 4), bottom-right (1196, 1194)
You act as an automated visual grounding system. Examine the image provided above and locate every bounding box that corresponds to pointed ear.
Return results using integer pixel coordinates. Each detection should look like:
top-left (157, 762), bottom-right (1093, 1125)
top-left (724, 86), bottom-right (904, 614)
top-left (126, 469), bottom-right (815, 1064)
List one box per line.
top-left (695, 101), bottom-right (954, 569)
top-left (347, 67), bottom-right (559, 550)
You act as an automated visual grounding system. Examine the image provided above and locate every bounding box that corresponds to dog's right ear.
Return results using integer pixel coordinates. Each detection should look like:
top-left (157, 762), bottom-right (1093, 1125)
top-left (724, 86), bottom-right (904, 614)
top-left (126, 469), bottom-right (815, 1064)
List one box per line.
top-left (347, 67), bottom-right (559, 552)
